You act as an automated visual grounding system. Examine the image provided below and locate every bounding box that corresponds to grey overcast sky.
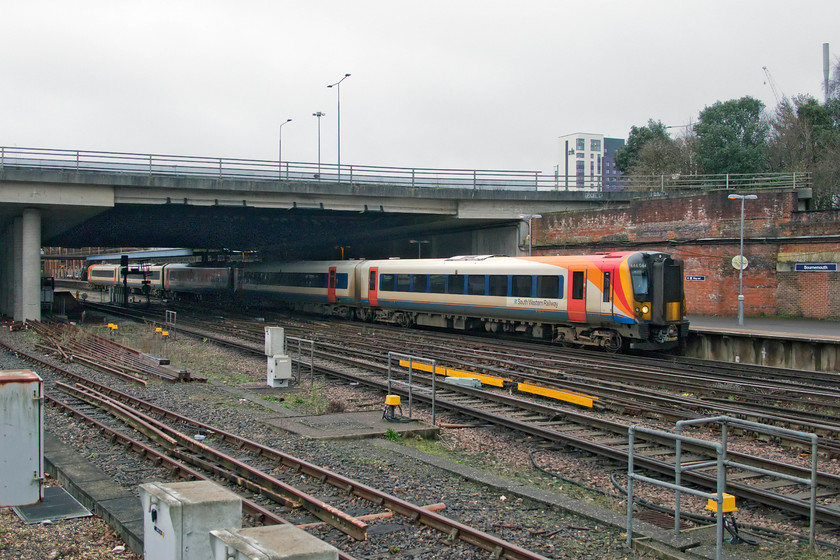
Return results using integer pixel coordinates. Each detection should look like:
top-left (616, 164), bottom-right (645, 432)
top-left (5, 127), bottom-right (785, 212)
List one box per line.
top-left (1, 1), bottom-right (837, 174)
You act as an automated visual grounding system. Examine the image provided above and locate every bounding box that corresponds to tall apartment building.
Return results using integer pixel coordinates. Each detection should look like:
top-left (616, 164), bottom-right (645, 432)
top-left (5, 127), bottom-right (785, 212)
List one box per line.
top-left (557, 133), bottom-right (624, 189)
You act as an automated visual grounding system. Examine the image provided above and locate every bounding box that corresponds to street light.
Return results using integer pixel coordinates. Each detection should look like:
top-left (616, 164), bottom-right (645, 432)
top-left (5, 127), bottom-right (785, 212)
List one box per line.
top-left (409, 239), bottom-right (429, 259)
top-left (728, 193), bottom-right (757, 326)
top-left (327, 73), bottom-right (351, 183)
top-left (312, 111), bottom-right (325, 178)
top-left (518, 214), bottom-right (542, 256)
top-left (278, 118), bottom-right (292, 181)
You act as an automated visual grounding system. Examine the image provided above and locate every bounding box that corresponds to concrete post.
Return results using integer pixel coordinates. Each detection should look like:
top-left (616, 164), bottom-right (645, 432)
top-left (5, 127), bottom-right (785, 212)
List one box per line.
top-left (0, 225), bottom-right (9, 316)
top-left (21, 208), bottom-right (42, 322)
top-left (13, 216), bottom-right (22, 321)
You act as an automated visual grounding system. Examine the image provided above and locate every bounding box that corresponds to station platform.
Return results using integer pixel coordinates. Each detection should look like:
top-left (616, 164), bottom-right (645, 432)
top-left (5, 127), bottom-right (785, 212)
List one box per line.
top-left (689, 315), bottom-right (840, 343)
top-left (684, 316), bottom-right (840, 372)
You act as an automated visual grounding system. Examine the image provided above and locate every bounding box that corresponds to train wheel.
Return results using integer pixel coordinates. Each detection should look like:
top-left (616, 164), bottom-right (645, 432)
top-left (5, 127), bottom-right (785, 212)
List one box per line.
top-left (603, 332), bottom-right (623, 353)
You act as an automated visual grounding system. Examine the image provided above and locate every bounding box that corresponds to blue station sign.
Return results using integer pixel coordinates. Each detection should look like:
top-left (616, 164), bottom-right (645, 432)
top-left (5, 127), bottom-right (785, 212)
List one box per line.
top-left (795, 263), bottom-right (837, 272)
top-left (685, 275), bottom-right (706, 281)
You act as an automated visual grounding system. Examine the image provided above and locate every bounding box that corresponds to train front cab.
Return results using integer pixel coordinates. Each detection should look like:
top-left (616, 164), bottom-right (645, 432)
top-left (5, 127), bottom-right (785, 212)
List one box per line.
top-left (627, 252), bottom-right (688, 350)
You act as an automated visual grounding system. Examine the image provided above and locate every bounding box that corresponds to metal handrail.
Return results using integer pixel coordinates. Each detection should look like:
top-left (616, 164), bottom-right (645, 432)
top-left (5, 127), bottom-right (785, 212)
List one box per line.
top-left (0, 146), bottom-right (810, 193)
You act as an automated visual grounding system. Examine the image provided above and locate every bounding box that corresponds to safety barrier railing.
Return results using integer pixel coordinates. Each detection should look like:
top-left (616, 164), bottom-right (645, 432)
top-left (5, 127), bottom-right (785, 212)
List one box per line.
top-left (628, 418), bottom-right (819, 560)
top-left (286, 336), bottom-right (314, 386)
top-left (0, 146), bottom-right (810, 194)
top-left (675, 416), bottom-right (818, 547)
top-left (627, 425), bottom-right (729, 560)
top-left (387, 352), bottom-right (437, 425)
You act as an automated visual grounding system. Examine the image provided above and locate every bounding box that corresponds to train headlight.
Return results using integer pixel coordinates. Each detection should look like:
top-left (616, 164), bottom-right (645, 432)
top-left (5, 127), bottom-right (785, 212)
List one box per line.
top-left (641, 305), bottom-right (650, 315)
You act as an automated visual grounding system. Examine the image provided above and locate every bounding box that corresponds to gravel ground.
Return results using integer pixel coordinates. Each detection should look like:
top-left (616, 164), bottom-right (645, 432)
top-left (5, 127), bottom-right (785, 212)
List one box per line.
top-left (0, 479), bottom-right (141, 560)
top-left (2, 317), bottom-right (839, 559)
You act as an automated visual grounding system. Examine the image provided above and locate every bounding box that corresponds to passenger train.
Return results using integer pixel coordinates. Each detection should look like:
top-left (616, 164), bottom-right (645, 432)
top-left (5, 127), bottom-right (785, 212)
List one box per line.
top-left (86, 251), bottom-right (688, 351)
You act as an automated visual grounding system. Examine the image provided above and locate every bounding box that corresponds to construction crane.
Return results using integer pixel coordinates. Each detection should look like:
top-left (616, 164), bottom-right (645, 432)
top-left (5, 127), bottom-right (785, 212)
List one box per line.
top-left (762, 66), bottom-right (783, 104)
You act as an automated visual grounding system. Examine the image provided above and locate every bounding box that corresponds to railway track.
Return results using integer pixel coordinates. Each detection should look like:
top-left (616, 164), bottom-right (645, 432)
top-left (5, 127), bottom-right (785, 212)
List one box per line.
top-left (98, 302), bottom-right (840, 437)
top-left (5, 338), bottom-right (554, 560)
top-left (71, 303), bottom-right (840, 534)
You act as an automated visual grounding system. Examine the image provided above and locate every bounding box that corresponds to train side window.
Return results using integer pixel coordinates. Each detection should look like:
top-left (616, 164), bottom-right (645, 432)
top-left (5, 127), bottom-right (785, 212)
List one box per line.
top-left (488, 275), bottom-right (508, 296)
top-left (379, 274), bottom-right (395, 291)
top-left (412, 274), bottom-right (428, 292)
top-left (369, 271), bottom-right (376, 290)
top-left (512, 275), bottom-right (533, 297)
top-left (467, 275), bottom-right (486, 296)
top-left (537, 276), bottom-right (559, 298)
top-left (572, 271), bottom-right (585, 300)
top-left (396, 274), bottom-right (411, 292)
top-left (603, 271), bottom-right (611, 302)
top-left (429, 274), bottom-right (446, 293)
top-left (336, 273), bottom-right (348, 290)
top-left (447, 274), bottom-right (465, 294)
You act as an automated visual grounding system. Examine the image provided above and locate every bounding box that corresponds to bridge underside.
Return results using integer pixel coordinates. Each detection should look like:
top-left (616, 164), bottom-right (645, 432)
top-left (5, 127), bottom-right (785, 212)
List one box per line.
top-left (41, 204), bottom-right (508, 260)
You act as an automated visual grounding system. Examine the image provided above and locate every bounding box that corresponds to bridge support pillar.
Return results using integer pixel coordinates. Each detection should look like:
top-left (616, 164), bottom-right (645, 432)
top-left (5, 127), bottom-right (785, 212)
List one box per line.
top-left (21, 208), bottom-right (42, 322)
top-left (12, 216), bottom-right (23, 319)
top-left (0, 222), bottom-right (10, 317)
top-left (2, 210), bottom-right (42, 322)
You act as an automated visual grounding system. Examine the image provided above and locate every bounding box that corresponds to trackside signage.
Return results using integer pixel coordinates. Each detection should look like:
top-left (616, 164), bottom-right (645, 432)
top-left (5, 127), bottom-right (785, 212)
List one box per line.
top-left (795, 263), bottom-right (838, 272)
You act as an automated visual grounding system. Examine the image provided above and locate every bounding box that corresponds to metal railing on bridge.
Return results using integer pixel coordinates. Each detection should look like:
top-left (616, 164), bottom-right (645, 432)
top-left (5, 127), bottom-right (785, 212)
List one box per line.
top-left (0, 146), bottom-right (810, 194)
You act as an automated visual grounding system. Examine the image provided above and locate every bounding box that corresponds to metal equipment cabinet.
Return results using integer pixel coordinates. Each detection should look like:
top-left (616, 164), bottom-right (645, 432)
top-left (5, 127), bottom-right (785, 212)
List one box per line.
top-left (0, 370), bottom-right (44, 507)
top-left (139, 480), bottom-right (242, 560)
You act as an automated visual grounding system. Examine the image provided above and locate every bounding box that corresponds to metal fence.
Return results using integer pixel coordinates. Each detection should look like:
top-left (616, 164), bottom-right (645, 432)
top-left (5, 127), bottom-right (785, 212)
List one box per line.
top-left (0, 146), bottom-right (810, 194)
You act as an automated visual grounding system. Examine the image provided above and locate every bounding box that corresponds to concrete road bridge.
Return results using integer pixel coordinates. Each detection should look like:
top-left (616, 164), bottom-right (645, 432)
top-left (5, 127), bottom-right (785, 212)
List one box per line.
top-left (0, 146), bottom-right (808, 321)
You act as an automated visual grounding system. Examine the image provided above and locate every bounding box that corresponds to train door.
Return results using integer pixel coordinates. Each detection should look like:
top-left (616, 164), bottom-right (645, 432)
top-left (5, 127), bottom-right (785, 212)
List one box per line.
top-left (328, 267), bottom-right (337, 303)
top-left (568, 268), bottom-right (586, 322)
top-left (368, 267), bottom-right (379, 306)
top-left (599, 268), bottom-right (615, 323)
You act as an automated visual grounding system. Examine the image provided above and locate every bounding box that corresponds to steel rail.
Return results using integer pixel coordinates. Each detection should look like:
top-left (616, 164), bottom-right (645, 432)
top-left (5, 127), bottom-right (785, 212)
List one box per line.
top-left (48, 380), bottom-right (552, 560)
top-left (70, 305), bottom-right (840, 525)
top-left (55, 381), bottom-right (369, 541)
top-left (43, 394), bottom-right (364, 560)
top-left (44, 395), bottom-right (284, 524)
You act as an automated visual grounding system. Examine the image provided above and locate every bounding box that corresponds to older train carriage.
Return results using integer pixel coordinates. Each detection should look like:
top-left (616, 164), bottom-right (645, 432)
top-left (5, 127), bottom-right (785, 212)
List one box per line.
top-left (86, 263), bottom-right (165, 294)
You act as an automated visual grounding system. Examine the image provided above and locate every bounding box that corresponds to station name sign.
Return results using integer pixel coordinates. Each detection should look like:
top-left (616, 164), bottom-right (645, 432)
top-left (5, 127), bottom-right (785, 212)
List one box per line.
top-left (795, 263), bottom-right (837, 272)
top-left (685, 275), bottom-right (706, 281)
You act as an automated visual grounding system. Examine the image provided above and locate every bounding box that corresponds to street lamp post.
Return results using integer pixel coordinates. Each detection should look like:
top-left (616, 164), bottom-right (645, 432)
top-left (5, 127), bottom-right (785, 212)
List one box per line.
top-left (327, 73), bottom-right (351, 184)
top-left (728, 194), bottom-right (757, 325)
top-left (409, 239), bottom-right (429, 259)
top-left (312, 111), bottom-right (325, 178)
top-left (518, 214), bottom-right (542, 256)
top-left (278, 118), bottom-right (292, 181)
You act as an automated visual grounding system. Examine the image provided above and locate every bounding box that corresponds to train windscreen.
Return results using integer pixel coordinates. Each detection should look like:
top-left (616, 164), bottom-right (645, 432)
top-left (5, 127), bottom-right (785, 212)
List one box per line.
top-left (628, 254), bottom-right (649, 299)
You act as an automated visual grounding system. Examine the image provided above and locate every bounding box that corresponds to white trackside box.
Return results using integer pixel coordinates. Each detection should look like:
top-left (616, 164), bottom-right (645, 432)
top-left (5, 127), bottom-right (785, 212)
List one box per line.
top-left (210, 525), bottom-right (338, 560)
top-left (265, 327), bottom-right (285, 356)
top-left (267, 356), bottom-right (292, 388)
top-left (139, 480), bottom-right (242, 560)
top-left (0, 370), bottom-right (44, 507)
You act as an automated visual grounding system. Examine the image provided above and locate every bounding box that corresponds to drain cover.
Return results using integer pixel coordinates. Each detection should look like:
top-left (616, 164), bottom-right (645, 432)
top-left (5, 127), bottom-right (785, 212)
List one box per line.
top-left (13, 487), bottom-right (92, 524)
top-left (634, 509), bottom-right (675, 529)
